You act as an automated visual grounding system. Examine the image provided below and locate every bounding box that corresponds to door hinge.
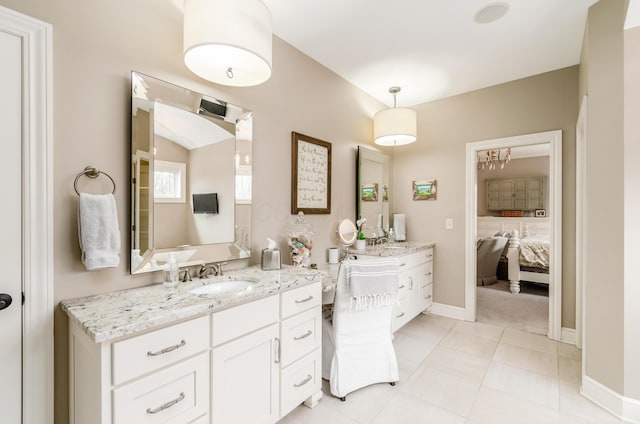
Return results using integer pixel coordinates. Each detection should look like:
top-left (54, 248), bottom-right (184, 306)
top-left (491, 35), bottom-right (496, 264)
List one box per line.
top-left (22, 291), bottom-right (25, 305)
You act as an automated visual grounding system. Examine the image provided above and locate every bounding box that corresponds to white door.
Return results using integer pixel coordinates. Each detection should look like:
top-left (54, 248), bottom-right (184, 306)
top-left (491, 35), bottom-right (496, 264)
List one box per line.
top-left (0, 28), bottom-right (23, 424)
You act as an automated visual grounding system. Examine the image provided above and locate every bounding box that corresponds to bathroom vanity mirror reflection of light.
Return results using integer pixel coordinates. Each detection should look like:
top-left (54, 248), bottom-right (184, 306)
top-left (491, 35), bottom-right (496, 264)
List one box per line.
top-left (356, 146), bottom-right (391, 238)
top-left (336, 219), bottom-right (357, 246)
top-left (130, 71), bottom-right (252, 274)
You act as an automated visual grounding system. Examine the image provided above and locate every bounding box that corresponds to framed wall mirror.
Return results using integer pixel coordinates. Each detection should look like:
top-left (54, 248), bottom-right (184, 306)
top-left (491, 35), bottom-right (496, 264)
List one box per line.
top-left (130, 71), bottom-right (252, 274)
top-left (356, 146), bottom-right (391, 238)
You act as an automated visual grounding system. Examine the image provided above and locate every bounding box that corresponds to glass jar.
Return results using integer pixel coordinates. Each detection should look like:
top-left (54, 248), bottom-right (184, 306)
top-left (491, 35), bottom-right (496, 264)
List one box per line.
top-left (287, 211), bottom-right (314, 268)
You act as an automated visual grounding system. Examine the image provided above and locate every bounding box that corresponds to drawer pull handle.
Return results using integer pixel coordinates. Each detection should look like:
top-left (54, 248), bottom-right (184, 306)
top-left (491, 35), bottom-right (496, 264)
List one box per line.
top-left (146, 392), bottom-right (185, 414)
top-left (426, 272), bottom-right (432, 276)
top-left (274, 337), bottom-right (281, 364)
top-left (399, 285), bottom-right (405, 289)
top-left (396, 312), bottom-right (405, 318)
top-left (409, 277), bottom-right (413, 290)
top-left (295, 295), bottom-right (314, 304)
top-left (426, 254), bottom-right (433, 258)
top-left (147, 340), bottom-right (186, 357)
top-left (294, 330), bottom-right (313, 340)
top-left (399, 263), bottom-right (406, 267)
top-left (426, 295), bottom-right (432, 299)
top-left (294, 374), bottom-right (313, 388)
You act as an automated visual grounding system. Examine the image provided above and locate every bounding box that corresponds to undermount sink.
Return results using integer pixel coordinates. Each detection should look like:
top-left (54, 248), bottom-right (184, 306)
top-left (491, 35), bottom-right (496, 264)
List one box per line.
top-left (190, 280), bottom-right (256, 295)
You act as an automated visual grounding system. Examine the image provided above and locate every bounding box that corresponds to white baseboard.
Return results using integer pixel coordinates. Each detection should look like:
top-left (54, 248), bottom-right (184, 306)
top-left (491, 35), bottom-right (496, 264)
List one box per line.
top-left (581, 375), bottom-right (640, 423)
top-left (431, 302), bottom-right (466, 320)
top-left (561, 327), bottom-right (576, 345)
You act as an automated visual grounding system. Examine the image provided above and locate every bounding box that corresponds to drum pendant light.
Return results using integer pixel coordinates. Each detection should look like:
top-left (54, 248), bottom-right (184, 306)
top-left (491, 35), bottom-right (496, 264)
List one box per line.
top-left (183, 0), bottom-right (273, 87)
top-left (374, 87), bottom-right (417, 146)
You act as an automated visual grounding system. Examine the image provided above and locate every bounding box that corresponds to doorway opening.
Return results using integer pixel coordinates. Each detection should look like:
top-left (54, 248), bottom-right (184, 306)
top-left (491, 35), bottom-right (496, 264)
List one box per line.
top-left (464, 130), bottom-right (563, 340)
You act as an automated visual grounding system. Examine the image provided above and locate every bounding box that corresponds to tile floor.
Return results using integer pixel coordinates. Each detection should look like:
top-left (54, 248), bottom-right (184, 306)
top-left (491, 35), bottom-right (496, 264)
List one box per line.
top-left (279, 314), bottom-right (622, 424)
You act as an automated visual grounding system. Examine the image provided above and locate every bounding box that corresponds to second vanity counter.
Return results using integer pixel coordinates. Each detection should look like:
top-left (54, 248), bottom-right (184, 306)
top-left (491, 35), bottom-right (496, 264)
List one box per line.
top-left (61, 265), bottom-right (327, 343)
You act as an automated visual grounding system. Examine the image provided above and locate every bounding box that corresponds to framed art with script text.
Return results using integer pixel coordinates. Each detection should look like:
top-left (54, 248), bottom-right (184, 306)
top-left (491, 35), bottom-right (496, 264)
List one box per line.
top-left (291, 132), bottom-right (332, 214)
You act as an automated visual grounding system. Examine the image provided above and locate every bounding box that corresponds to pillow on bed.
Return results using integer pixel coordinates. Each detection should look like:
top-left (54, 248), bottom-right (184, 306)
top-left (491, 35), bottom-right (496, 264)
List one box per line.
top-left (493, 230), bottom-right (511, 238)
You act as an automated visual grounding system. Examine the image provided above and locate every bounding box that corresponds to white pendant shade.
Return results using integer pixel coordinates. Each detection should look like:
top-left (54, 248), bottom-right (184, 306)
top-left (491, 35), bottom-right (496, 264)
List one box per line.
top-left (183, 0), bottom-right (272, 87)
top-left (374, 107), bottom-right (417, 146)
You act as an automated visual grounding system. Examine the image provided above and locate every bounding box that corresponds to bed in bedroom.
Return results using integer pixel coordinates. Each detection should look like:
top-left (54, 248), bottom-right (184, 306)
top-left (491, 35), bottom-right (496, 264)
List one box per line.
top-left (477, 217), bottom-right (550, 294)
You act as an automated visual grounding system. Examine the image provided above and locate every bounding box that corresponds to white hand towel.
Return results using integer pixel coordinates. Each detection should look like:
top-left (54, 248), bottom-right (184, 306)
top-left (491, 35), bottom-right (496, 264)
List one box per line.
top-left (78, 193), bottom-right (121, 270)
top-left (394, 213), bottom-right (406, 241)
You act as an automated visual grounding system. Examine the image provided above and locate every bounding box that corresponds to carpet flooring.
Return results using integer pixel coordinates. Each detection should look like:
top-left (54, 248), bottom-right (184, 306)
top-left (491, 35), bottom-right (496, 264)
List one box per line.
top-left (476, 280), bottom-right (549, 335)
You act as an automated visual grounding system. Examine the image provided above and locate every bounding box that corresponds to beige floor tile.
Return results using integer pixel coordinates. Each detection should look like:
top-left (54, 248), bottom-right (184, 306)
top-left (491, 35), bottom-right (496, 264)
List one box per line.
top-left (483, 362), bottom-right (559, 410)
top-left (421, 313), bottom-right (458, 330)
top-left (493, 342), bottom-right (558, 377)
top-left (278, 398), bottom-right (361, 424)
top-left (557, 342), bottom-right (582, 360)
top-left (559, 384), bottom-right (623, 423)
top-left (423, 345), bottom-right (491, 384)
top-left (453, 320), bottom-right (504, 341)
top-left (468, 386), bottom-right (560, 424)
top-left (397, 314), bottom-right (453, 342)
top-left (321, 378), bottom-right (399, 423)
top-left (558, 356), bottom-right (581, 386)
top-left (371, 392), bottom-right (466, 424)
top-left (402, 366), bottom-right (481, 417)
top-left (501, 327), bottom-right (558, 355)
top-left (439, 329), bottom-right (499, 360)
top-left (393, 331), bottom-right (439, 365)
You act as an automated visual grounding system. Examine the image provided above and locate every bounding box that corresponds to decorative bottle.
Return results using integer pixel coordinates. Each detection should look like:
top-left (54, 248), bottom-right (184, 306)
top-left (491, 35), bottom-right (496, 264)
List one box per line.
top-left (163, 253), bottom-right (179, 288)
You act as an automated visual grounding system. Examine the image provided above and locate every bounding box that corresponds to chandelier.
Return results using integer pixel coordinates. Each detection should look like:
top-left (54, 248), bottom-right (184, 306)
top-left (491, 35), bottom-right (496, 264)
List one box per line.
top-left (477, 148), bottom-right (511, 170)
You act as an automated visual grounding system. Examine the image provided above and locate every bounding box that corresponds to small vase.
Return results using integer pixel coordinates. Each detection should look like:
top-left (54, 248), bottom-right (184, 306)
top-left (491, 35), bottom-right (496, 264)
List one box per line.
top-left (354, 239), bottom-right (366, 251)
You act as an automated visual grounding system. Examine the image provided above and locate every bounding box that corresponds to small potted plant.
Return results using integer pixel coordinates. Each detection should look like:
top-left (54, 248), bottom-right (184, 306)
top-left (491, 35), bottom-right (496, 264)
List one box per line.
top-left (354, 218), bottom-right (367, 250)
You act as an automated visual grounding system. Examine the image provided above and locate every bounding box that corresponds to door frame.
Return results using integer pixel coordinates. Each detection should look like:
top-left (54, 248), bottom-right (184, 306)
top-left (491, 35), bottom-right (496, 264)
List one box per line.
top-left (464, 130), bottom-right (563, 341)
top-left (0, 6), bottom-right (54, 424)
top-left (576, 96), bottom-right (587, 351)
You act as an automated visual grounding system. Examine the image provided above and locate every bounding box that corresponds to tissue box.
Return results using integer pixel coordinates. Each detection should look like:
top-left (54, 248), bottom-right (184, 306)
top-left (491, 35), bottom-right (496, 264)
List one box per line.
top-left (261, 249), bottom-right (281, 270)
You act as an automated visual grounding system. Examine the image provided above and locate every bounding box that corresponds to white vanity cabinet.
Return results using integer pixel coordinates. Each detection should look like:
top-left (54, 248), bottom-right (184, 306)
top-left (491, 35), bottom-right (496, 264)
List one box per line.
top-left (279, 283), bottom-right (323, 417)
top-left (69, 315), bottom-right (211, 424)
top-left (68, 281), bottom-right (324, 424)
top-left (361, 247), bottom-right (434, 333)
top-left (211, 295), bottom-right (280, 424)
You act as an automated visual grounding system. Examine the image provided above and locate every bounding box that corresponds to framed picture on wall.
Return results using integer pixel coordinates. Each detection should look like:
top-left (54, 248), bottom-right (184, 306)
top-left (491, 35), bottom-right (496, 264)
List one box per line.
top-left (291, 132), bottom-right (332, 214)
top-left (413, 179), bottom-right (437, 200)
top-left (535, 209), bottom-right (546, 217)
top-left (361, 183), bottom-right (378, 201)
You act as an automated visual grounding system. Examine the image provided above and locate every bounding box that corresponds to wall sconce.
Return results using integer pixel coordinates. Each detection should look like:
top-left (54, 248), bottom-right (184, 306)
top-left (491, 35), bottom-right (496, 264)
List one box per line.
top-left (183, 0), bottom-right (273, 87)
top-left (374, 86), bottom-right (417, 146)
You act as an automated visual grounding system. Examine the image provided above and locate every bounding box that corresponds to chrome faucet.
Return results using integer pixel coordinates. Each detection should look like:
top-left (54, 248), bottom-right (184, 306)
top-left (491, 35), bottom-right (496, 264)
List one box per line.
top-left (179, 268), bottom-right (192, 282)
top-left (198, 263), bottom-right (221, 279)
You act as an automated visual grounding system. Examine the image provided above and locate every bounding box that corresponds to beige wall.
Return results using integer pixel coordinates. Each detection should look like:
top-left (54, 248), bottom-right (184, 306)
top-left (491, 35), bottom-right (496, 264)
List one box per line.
top-left (624, 25), bottom-right (640, 399)
top-left (391, 66), bottom-right (579, 328)
top-left (583, 0), bottom-right (625, 394)
top-left (477, 156), bottom-right (550, 217)
top-left (0, 1), bottom-right (382, 422)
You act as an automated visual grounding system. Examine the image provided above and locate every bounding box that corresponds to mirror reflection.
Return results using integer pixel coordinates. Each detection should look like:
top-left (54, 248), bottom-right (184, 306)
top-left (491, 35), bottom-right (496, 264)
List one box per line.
top-left (130, 71), bottom-right (252, 274)
top-left (356, 146), bottom-right (391, 239)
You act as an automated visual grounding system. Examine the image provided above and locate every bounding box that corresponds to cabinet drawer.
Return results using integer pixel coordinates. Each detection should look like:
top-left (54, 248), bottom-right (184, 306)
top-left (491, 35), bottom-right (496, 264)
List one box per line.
top-left (391, 299), bottom-right (412, 333)
top-left (397, 272), bottom-right (410, 300)
top-left (281, 308), bottom-right (321, 367)
top-left (423, 261), bottom-right (433, 285)
top-left (212, 294), bottom-right (279, 346)
top-left (112, 352), bottom-right (209, 424)
top-left (280, 349), bottom-right (321, 418)
top-left (112, 315), bottom-right (210, 385)
top-left (409, 248), bottom-right (433, 267)
top-left (423, 283), bottom-right (433, 305)
top-left (281, 282), bottom-right (321, 319)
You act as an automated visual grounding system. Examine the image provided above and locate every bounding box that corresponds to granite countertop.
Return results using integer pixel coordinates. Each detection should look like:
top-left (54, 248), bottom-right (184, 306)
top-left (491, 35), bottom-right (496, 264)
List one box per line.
top-left (61, 265), bottom-right (327, 344)
top-left (350, 241), bottom-right (435, 257)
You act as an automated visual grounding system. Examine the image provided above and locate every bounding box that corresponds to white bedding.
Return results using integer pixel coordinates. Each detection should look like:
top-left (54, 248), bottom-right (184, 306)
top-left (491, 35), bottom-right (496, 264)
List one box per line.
top-left (519, 234), bottom-right (550, 270)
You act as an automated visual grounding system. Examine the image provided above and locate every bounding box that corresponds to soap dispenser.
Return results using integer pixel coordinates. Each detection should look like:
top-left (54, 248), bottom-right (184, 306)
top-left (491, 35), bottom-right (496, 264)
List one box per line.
top-left (163, 253), bottom-right (179, 288)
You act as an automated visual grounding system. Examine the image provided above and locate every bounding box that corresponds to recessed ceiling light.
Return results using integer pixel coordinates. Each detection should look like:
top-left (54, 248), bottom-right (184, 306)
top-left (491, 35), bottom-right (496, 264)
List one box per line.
top-left (474, 3), bottom-right (510, 24)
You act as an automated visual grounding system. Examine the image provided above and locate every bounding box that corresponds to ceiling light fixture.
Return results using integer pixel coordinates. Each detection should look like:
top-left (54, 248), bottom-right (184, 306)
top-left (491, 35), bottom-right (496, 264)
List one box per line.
top-left (374, 87), bottom-right (417, 146)
top-left (183, 0), bottom-right (273, 87)
top-left (477, 148), bottom-right (511, 170)
top-left (474, 3), bottom-right (510, 24)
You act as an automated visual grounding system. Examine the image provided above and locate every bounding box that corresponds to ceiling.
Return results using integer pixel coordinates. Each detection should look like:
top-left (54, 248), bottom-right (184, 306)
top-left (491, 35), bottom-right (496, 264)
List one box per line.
top-left (262, 0), bottom-right (598, 107)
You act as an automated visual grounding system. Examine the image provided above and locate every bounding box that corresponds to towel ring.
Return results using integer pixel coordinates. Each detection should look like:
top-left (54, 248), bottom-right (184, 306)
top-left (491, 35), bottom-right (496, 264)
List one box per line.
top-left (74, 166), bottom-right (116, 195)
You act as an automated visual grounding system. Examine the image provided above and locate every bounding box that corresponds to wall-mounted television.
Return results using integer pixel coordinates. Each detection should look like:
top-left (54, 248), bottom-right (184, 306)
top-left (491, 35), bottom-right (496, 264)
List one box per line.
top-left (193, 193), bottom-right (219, 214)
